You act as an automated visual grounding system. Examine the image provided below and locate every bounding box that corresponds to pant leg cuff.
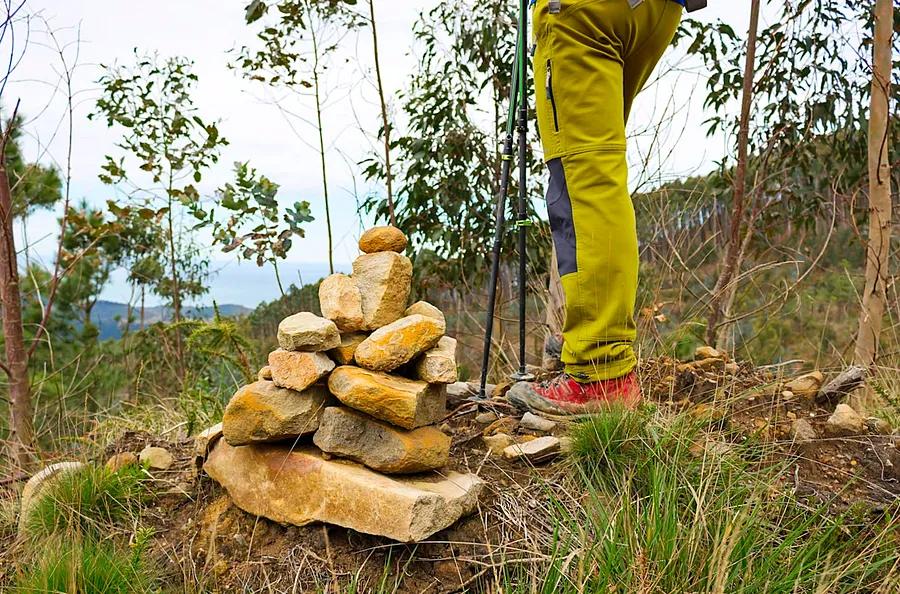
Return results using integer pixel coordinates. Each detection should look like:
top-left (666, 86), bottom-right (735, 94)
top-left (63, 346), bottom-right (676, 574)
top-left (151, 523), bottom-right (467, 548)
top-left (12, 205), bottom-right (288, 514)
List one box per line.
top-left (565, 356), bottom-right (637, 383)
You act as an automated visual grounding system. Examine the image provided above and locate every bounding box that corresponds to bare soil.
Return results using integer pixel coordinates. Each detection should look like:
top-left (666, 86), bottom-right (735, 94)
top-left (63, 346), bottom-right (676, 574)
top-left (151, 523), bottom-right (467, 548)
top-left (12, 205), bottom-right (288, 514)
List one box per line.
top-left (2, 358), bottom-right (898, 592)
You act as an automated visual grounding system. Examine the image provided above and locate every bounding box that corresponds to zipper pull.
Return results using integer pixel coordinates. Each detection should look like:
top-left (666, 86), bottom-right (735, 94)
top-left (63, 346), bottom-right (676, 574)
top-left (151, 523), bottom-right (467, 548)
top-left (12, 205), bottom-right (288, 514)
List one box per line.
top-left (549, 0), bottom-right (561, 14)
top-left (545, 60), bottom-right (552, 99)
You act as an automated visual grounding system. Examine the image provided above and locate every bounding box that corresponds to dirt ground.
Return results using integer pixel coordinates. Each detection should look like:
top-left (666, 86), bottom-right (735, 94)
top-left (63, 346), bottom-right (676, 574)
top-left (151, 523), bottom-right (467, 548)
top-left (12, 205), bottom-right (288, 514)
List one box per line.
top-left (3, 358), bottom-right (898, 592)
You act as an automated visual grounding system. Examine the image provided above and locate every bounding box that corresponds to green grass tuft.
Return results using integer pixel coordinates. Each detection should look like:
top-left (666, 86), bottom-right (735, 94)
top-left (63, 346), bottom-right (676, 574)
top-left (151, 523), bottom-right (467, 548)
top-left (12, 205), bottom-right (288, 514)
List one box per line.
top-left (22, 464), bottom-right (146, 543)
top-left (13, 534), bottom-right (156, 594)
top-left (514, 408), bottom-right (900, 593)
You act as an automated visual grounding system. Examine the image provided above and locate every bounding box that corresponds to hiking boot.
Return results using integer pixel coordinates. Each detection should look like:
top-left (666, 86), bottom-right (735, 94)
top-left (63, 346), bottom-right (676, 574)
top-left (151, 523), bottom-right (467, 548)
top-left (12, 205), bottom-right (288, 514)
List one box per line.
top-left (507, 371), bottom-right (641, 415)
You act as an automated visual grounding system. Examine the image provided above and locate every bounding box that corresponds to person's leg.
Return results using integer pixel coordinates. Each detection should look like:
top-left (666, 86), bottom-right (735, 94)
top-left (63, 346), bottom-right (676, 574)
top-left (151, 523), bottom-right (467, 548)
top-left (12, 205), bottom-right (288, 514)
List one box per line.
top-left (515, 1), bottom-right (680, 412)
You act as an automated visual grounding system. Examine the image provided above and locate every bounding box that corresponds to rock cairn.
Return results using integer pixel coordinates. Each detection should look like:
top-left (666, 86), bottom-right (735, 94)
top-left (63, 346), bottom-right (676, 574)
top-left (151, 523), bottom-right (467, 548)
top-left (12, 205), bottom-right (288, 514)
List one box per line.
top-left (203, 226), bottom-right (483, 543)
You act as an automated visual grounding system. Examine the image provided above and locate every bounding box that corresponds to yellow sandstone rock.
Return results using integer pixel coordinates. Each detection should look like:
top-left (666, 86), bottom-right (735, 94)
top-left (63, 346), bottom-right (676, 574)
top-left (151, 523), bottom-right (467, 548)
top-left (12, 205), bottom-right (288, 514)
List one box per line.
top-left (405, 301), bottom-right (445, 325)
top-left (329, 332), bottom-right (368, 365)
top-left (194, 422), bottom-right (224, 466)
top-left (695, 346), bottom-right (724, 360)
top-left (502, 436), bottom-right (561, 463)
top-left (277, 312), bottom-right (341, 352)
top-left (313, 407), bottom-right (450, 473)
top-left (355, 314), bottom-right (445, 372)
top-left (358, 226), bottom-right (408, 254)
top-left (319, 273), bottom-right (365, 332)
top-left (352, 252), bottom-right (412, 330)
top-left (268, 349), bottom-right (335, 392)
top-left (105, 452), bottom-right (138, 472)
top-left (825, 403), bottom-right (865, 436)
top-left (204, 441), bottom-right (482, 543)
top-left (415, 336), bottom-right (458, 384)
top-left (328, 366), bottom-right (446, 429)
top-left (784, 371), bottom-right (824, 399)
top-left (223, 381), bottom-right (330, 446)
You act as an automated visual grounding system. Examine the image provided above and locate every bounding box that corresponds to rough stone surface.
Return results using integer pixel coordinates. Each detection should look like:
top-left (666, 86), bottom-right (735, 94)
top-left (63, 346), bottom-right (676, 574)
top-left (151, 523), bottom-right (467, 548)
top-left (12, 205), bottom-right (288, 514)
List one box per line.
top-left (790, 419), bottom-right (817, 441)
top-left (784, 371), bottom-right (824, 399)
top-left (520, 412), bottom-right (557, 433)
top-left (502, 436), bottom-right (561, 463)
top-left (695, 346), bottom-right (724, 360)
top-left (194, 422), bottom-right (224, 464)
top-left (277, 312), bottom-right (341, 352)
top-left (415, 336), bottom-right (458, 384)
top-left (355, 314), bottom-right (445, 372)
top-left (475, 411), bottom-right (498, 425)
top-left (258, 366), bottom-right (273, 381)
top-left (825, 404), bottom-right (865, 436)
top-left (352, 252), bottom-right (413, 330)
top-left (105, 452), bottom-right (138, 472)
top-left (328, 366), bottom-right (446, 429)
top-left (223, 381), bottom-right (331, 446)
top-left (268, 349), bottom-right (335, 393)
top-left (359, 226), bottom-right (408, 254)
top-left (319, 274), bottom-right (365, 332)
top-left (18, 462), bottom-right (84, 533)
top-left (313, 407), bottom-right (450, 473)
top-left (866, 417), bottom-right (892, 435)
top-left (139, 446), bottom-right (174, 470)
top-left (405, 301), bottom-right (445, 325)
top-left (483, 433), bottom-right (515, 455)
top-left (204, 441), bottom-right (482, 542)
top-left (329, 332), bottom-right (368, 365)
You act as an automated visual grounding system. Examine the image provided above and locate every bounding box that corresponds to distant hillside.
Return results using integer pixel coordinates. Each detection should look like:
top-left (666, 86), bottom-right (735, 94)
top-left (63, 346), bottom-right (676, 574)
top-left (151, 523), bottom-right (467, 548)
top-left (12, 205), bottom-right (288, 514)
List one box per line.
top-left (91, 300), bottom-right (252, 340)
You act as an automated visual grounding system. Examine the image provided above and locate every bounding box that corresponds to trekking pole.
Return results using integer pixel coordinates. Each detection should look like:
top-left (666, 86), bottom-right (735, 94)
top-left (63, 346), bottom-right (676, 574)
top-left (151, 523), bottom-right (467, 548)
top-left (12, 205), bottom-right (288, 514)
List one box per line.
top-left (511, 0), bottom-right (534, 384)
top-left (478, 0), bottom-right (531, 399)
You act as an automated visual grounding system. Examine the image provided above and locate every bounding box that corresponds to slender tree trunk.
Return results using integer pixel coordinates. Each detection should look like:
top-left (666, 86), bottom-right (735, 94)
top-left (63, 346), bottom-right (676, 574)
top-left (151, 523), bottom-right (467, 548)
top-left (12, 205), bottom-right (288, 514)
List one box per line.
top-left (311, 28), bottom-right (334, 275)
top-left (0, 147), bottom-right (34, 468)
top-left (166, 182), bottom-right (185, 382)
top-left (853, 0), bottom-right (893, 410)
top-left (368, 0), bottom-right (396, 227)
top-left (706, 0), bottom-right (760, 347)
top-left (272, 259), bottom-right (285, 297)
top-left (166, 175), bottom-right (181, 323)
top-left (140, 286), bottom-right (146, 330)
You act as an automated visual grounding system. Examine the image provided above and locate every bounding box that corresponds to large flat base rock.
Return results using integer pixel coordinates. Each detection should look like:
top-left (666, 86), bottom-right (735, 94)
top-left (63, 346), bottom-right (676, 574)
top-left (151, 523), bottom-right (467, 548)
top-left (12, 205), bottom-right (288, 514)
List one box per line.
top-left (204, 441), bottom-right (482, 542)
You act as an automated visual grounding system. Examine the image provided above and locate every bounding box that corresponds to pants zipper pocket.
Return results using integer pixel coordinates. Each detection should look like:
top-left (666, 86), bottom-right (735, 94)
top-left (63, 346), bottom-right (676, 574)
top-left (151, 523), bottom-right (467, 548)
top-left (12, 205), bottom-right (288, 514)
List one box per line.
top-left (546, 59), bottom-right (560, 132)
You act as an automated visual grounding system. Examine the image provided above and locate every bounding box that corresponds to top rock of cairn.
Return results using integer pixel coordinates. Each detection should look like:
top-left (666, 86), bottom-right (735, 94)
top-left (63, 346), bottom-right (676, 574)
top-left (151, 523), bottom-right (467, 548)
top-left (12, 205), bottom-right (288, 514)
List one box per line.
top-left (205, 226), bottom-right (480, 543)
top-left (359, 226), bottom-right (408, 254)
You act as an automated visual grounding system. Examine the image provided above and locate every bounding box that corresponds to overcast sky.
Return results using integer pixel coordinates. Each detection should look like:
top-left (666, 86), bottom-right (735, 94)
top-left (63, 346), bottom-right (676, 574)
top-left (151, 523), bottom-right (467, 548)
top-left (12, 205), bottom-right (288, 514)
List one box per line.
top-left (5, 1), bottom-right (766, 306)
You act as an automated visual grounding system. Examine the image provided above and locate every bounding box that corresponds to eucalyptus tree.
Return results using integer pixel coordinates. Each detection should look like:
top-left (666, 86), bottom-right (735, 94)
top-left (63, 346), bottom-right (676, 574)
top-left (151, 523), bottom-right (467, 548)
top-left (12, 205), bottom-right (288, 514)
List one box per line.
top-left (365, 0), bottom-right (396, 226)
top-left (362, 0), bottom-right (548, 287)
top-left (198, 161), bottom-right (314, 296)
top-left (680, 0), bottom-right (900, 348)
top-left (854, 0), bottom-right (893, 407)
top-left (93, 53), bottom-right (228, 325)
top-left (238, 0), bottom-right (362, 275)
top-left (92, 53), bottom-right (228, 380)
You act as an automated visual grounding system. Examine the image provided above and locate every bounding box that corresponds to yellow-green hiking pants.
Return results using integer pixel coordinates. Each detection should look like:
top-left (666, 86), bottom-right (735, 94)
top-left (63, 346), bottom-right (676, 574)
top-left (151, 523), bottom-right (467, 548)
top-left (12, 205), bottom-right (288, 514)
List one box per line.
top-left (533, 0), bottom-right (681, 381)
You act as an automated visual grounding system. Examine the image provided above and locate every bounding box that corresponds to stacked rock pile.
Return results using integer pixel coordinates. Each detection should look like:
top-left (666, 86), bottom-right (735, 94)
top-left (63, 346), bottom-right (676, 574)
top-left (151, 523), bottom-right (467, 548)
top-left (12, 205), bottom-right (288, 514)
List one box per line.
top-left (203, 227), bottom-right (482, 543)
